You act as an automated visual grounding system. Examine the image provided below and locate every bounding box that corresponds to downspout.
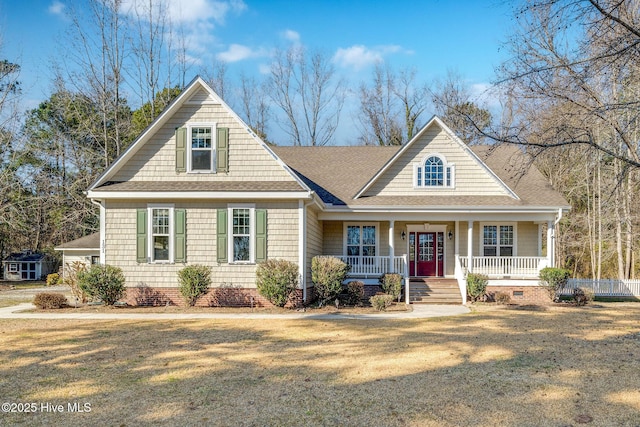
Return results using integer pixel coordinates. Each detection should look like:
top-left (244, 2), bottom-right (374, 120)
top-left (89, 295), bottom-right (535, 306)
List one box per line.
top-left (90, 199), bottom-right (106, 265)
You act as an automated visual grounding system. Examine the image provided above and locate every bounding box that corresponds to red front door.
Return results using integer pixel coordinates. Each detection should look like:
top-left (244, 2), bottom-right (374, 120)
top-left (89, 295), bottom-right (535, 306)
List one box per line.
top-left (409, 232), bottom-right (444, 277)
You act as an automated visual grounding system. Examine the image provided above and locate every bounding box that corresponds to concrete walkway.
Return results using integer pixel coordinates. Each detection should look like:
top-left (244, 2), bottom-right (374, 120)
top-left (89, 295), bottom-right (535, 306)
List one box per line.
top-left (0, 303), bottom-right (470, 320)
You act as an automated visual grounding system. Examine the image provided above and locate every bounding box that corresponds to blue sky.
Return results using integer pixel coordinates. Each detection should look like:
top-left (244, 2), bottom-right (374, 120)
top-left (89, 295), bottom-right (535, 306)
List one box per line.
top-left (0, 0), bottom-right (516, 141)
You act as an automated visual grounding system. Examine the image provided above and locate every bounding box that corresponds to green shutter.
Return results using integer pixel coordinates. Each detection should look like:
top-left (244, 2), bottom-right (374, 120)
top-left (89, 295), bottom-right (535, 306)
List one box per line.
top-left (216, 127), bottom-right (229, 173)
top-left (175, 209), bottom-right (186, 263)
top-left (136, 209), bottom-right (147, 263)
top-left (217, 209), bottom-right (228, 263)
top-left (255, 209), bottom-right (267, 263)
top-left (175, 127), bottom-right (187, 173)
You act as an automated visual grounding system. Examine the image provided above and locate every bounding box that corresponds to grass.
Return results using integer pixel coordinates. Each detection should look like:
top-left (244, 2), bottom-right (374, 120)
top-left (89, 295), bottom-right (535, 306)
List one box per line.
top-left (0, 303), bottom-right (639, 426)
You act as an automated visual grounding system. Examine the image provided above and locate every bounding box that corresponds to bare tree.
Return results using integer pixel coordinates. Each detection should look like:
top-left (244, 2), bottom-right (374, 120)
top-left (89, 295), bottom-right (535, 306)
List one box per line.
top-left (128, 0), bottom-right (169, 123)
top-left (239, 73), bottom-right (271, 143)
top-left (395, 67), bottom-right (430, 142)
top-left (431, 70), bottom-right (492, 145)
top-left (267, 46), bottom-right (345, 146)
top-left (202, 59), bottom-right (231, 103)
top-left (65, 0), bottom-right (129, 166)
top-left (489, 0), bottom-right (640, 169)
top-left (357, 63), bottom-right (403, 146)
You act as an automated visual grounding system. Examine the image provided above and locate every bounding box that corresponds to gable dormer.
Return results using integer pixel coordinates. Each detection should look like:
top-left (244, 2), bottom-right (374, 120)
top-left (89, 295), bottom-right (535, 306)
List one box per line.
top-left (356, 116), bottom-right (518, 199)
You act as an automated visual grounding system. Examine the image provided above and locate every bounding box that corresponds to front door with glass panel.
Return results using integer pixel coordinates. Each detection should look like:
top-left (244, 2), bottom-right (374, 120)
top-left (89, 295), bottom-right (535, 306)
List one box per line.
top-left (409, 231), bottom-right (444, 277)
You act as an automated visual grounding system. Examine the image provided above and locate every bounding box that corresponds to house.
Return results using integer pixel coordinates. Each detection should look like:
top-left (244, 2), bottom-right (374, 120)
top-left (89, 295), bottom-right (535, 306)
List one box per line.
top-left (85, 76), bottom-right (569, 306)
top-left (2, 251), bottom-right (56, 281)
top-left (54, 233), bottom-right (101, 278)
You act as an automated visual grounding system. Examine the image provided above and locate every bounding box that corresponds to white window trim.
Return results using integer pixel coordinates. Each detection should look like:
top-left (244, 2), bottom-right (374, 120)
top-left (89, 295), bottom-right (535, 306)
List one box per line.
top-left (480, 222), bottom-right (517, 257)
top-left (343, 222), bottom-right (380, 257)
top-left (148, 204), bottom-right (175, 264)
top-left (228, 204), bottom-right (255, 264)
top-left (187, 122), bottom-right (217, 173)
top-left (413, 153), bottom-right (455, 189)
top-left (8, 263), bottom-right (18, 272)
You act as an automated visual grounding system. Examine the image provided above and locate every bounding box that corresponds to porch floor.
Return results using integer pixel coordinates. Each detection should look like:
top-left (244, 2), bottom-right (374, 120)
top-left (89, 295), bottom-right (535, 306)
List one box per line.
top-left (409, 278), bottom-right (461, 304)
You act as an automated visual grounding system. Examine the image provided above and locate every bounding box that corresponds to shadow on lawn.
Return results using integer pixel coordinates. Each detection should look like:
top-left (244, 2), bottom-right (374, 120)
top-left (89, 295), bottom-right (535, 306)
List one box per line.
top-left (0, 305), bottom-right (639, 426)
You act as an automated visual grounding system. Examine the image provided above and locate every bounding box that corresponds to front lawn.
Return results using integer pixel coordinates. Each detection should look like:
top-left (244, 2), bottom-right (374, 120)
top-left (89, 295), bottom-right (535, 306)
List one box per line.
top-left (0, 303), bottom-right (638, 426)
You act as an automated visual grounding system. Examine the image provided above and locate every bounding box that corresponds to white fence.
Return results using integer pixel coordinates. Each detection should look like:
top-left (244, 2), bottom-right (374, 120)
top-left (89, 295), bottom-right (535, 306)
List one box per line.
top-left (561, 279), bottom-right (640, 297)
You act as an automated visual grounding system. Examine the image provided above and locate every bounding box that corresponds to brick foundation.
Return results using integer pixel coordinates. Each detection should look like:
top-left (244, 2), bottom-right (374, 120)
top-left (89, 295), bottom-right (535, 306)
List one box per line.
top-left (124, 286), bottom-right (304, 308)
top-left (486, 286), bottom-right (552, 304)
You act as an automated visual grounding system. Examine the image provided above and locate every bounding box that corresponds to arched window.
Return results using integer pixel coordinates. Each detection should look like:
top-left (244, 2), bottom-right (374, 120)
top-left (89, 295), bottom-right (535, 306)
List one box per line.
top-left (415, 154), bottom-right (454, 188)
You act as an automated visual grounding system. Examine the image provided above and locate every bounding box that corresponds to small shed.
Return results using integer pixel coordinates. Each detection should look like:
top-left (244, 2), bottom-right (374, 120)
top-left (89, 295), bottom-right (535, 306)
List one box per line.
top-left (2, 251), bottom-right (57, 281)
top-left (54, 233), bottom-right (101, 279)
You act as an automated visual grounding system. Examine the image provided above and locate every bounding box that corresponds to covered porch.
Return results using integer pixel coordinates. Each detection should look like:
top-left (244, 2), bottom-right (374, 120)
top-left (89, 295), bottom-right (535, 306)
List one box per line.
top-left (315, 215), bottom-right (561, 304)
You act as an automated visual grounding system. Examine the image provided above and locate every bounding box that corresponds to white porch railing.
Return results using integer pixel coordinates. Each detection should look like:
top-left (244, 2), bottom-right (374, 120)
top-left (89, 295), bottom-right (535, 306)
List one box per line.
top-left (336, 255), bottom-right (407, 278)
top-left (459, 256), bottom-right (548, 278)
top-left (561, 279), bottom-right (640, 297)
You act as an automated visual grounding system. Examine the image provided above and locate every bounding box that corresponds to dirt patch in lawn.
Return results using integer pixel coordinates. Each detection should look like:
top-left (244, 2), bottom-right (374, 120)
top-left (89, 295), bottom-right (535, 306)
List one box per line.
top-left (0, 303), bottom-right (639, 426)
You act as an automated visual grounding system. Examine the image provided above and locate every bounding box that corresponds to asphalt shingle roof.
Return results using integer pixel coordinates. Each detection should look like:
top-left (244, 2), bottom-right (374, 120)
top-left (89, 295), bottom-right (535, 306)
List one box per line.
top-left (272, 144), bottom-right (568, 208)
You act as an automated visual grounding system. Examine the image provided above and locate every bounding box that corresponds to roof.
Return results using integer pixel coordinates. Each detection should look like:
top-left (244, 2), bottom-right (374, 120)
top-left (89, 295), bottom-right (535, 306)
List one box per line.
top-left (93, 181), bottom-right (305, 193)
top-left (55, 233), bottom-right (100, 251)
top-left (272, 144), bottom-right (569, 209)
top-left (4, 252), bottom-right (48, 262)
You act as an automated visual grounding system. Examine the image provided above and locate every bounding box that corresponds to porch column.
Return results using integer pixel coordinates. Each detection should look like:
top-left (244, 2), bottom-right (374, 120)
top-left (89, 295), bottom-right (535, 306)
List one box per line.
top-left (454, 221), bottom-right (460, 256)
top-left (389, 220), bottom-right (395, 273)
top-left (467, 221), bottom-right (473, 273)
top-left (547, 220), bottom-right (555, 268)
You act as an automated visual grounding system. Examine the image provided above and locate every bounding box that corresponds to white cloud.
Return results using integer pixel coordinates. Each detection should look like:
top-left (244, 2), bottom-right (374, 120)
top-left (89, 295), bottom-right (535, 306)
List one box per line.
top-left (258, 63), bottom-right (271, 75)
top-left (122, 0), bottom-right (246, 24)
top-left (281, 29), bottom-right (300, 43)
top-left (216, 44), bottom-right (268, 62)
top-left (332, 44), bottom-right (406, 71)
top-left (48, 1), bottom-right (65, 16)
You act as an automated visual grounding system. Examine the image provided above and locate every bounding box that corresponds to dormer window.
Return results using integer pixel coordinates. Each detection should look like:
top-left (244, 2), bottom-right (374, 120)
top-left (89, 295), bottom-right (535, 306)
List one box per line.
top-left (414, 154), bottom-right (454, 188)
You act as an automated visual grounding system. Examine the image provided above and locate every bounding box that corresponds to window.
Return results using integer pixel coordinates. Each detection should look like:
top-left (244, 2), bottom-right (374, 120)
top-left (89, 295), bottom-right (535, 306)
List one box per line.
top-left (149, 208), bottom-right (171, 262)
top-left (21, 263), bottom-right (36, 280)
top-left (176, 126), bottom-right (228, 174)
top-left (137, 205), bottom-right (185, 264)
top-left (415, 154), bottom-right (454, 188)
top-left (344, 224), bottom-right (378, 258)
top-left (8, 263), bottom-right (17, 272)
top-left (231, 207), bottom-right (252, 262)
top-left (483, 224), bottom-right (515, 256)
top-left (186, 124), bottom-right (216, 173)
top-left (217, 206), bottom-right (266, 264)
top-left (190, 126), bottom-right (214, 171)
top-left (91, 256), bottom-right (100, 265)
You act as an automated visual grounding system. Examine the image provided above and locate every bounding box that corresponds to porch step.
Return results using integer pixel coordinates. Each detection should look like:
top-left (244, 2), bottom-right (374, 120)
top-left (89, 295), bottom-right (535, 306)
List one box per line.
top-left (409, 279), bottom-right (461, 304)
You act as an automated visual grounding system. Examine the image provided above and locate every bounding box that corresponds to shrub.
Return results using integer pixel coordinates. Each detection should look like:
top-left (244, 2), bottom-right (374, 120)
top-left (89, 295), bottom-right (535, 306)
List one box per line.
top-left (177, 264), bottom-right (212, 306)
top-left (78, 264), bottom-right (126, 306)
top-left (46, 273), bottom-right (61, 287)
top-left (573, 287), bottom-right (594, 306)
top-left (495, 291), bottom-right (511, 305)
top-left (370, 293), bottom-right (395, 311)
top-left (539, 267), bottom-right (571, 302)
top-left (467, 273), bottom-right (488, 302)
top-left (312, 256), bottom-right (350, 306)
top-left (33, 292), bottom-right (68, 309)
top-left (256, 259), bottom-right (299, 307)
top-left (63, 261), bottom-right (89, 303)
top-left (380, 273), bottom-right (402, 301)
top-left (346, 280), bottom-right (365, 306)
